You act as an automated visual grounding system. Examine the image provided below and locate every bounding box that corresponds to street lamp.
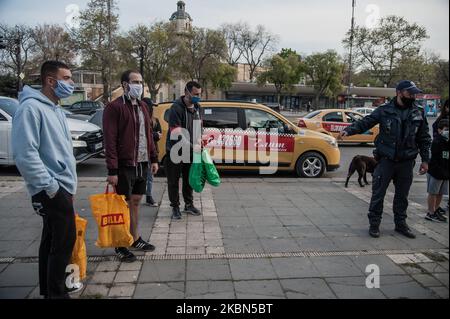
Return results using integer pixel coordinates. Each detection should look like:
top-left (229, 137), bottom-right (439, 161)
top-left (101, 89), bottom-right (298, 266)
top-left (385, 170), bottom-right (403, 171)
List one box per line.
top-left (346, 0), bottom-right (356, 109)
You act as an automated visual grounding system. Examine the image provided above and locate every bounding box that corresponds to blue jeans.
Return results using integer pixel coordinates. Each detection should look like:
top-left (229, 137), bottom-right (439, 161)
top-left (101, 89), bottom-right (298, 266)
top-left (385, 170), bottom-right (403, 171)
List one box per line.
top-left (146, 169), bottom-right (153, 197)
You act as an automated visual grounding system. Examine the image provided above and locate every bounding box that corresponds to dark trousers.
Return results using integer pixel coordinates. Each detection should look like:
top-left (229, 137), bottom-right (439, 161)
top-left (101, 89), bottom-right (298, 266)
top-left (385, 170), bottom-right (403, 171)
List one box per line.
top-left (165, 157), bottom-right (194, 208)
top-left (368, 158), bottom-right (415, 227)
top-left (31, 187), bottom-right (76, 299)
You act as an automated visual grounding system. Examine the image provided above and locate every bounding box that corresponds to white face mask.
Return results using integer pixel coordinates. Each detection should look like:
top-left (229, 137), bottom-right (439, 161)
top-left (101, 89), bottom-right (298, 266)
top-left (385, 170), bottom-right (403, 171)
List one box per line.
top-left (128, 83), bottom-right (143, 100)
top-left (442, 130), bottom-right (449, 140)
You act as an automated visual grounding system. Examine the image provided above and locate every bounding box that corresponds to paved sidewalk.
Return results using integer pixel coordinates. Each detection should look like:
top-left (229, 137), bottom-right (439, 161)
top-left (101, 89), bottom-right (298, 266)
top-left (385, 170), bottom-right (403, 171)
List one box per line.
top-left (0, 177), bottom-right (448, 299)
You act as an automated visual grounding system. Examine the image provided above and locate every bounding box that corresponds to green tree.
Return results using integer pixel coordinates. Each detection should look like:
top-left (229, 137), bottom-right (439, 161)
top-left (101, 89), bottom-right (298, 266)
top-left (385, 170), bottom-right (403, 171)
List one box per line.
top-left (208, 63), bottom-right (238, 94)
top-left (70, 0), bottom-right (119, 103)
top-left (303, 50), bottom-right (343, 108)
top-left (256, 51), bottom-right (302, 105)
top-left (343, 15), bottom-right (428, 87)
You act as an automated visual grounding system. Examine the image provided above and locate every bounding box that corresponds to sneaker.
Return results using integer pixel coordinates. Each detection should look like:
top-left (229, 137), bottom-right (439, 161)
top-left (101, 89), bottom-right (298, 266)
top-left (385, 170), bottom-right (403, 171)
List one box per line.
top-left (394, 225), bottom-right (416, 239)
top-left (369, 225), bottom-right (380, 238)
top-left (426, 211), bottom-right (447, 223)
top-left (131, 237), bottom-right (155, 252)
top-left (115, 247), bottom-right (137, 263)
top-left (184, 204), bottom-right (201, 216)
top-left (172, 207), bottom-right (182, 220)
top-left (145, 196), bottom-right (158, 207)
top-left (66, 281), bottom-right (84, 295)
top-left (436, 207), bottom-right (447, 216)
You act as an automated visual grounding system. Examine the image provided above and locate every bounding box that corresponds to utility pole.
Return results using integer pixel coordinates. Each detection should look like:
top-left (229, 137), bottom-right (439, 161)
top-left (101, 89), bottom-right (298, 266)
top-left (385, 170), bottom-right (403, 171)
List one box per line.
top-left (15, 37), bottom-right (23, 93)
top-left (139, 45), bottom-right (145, 99)
top-left (107, 0), bottom-right (112, 102)
top-left (346, 0), bottom-right (356, 109)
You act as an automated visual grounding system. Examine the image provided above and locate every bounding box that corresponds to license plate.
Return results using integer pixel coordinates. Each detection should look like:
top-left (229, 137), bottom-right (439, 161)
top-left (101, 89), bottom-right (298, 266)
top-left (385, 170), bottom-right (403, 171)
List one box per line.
top-left (95, 142), bottom-right (103, 150)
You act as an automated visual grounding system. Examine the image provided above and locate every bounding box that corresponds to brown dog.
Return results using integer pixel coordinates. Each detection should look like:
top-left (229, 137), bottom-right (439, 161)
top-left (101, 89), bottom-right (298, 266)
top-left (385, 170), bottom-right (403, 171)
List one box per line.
top-left (345, 155), bottom-right (378, 188)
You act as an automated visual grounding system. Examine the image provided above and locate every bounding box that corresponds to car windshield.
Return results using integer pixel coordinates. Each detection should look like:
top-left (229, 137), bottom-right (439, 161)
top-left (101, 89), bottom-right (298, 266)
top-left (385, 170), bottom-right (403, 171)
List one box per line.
top-left (0, 98), bottom-right (19, 116)
top-left (304, 110), bottom-right (321, 119)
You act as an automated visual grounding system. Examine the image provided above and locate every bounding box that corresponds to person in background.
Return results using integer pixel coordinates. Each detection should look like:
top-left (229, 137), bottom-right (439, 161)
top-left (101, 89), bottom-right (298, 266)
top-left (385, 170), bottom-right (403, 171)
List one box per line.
top-left (425, 119), bottom-right (449, 222)
top-left (142, 97), bottom-right (162, 207)
top-left (433, 99), bottom-right (449, 138)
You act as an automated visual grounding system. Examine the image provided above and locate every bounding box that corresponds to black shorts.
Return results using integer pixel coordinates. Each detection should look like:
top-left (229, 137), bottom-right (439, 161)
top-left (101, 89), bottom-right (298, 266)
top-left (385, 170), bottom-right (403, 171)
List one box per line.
top-left (117, 162), bottom-right (149, 201)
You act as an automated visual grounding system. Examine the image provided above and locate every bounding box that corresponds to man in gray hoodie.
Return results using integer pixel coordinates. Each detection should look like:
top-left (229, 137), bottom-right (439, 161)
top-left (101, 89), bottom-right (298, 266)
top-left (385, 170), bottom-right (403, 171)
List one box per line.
top-left (12, 61), bottom-right (78, 299)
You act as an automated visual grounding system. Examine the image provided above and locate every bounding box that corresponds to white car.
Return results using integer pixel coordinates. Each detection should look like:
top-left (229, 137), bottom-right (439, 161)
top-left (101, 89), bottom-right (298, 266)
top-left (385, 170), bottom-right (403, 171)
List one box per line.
top-left (0, 96), bottom-right (104, 166)
top-left (352, 107), bottom-right (376, 116)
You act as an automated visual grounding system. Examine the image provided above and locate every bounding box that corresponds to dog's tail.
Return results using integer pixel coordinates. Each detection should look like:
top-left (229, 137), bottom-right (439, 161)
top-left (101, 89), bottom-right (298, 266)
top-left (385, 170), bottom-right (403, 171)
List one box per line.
top-left (345, 157), bottom-right (359, 188)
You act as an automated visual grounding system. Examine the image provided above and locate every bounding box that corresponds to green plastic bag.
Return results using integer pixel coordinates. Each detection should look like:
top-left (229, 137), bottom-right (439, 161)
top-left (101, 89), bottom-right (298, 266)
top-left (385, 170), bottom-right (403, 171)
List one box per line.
top-left (202, 150), bottom-right (221, 187)
top-left (189, 151), bottom-right (207, 193)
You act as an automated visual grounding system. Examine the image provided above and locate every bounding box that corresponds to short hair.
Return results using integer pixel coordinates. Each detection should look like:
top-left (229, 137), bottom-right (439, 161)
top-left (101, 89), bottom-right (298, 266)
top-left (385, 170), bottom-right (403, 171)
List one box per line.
top-left (40, 60), bottom-right (70, 85)
top-left (121, 70), bottom-right (141, 84)
top-left (438, 119), bottom-right (449, 130)
top-left (185, 81), bottom-right (202, 93)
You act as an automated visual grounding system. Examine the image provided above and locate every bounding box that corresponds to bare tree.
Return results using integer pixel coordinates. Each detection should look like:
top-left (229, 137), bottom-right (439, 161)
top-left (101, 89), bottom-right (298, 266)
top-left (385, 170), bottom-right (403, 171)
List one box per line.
top-left (240, 24), bottom-right (278, 82)
top-left (32, 24), bottom-right (76, 65)
top-left (220, 22), bottom-right (245, 66)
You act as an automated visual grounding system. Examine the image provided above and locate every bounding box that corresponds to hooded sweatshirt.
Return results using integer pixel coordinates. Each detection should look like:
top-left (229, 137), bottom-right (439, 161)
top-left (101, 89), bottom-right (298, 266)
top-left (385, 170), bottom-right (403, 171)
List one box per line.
top-left (12, 85), bottom-right (77, 197)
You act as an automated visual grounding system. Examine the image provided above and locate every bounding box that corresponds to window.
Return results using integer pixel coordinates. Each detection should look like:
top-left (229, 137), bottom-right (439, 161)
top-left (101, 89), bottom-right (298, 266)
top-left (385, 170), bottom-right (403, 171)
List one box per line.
top-left (245, 109), bottom-right (289, 134)
top-left (81, 102), bottom-right (93, 109)
top-left (323, 112), bottom-right (344, 123)
top-left (71, 102), bottom-right (82, 109)
top-left (346, 112), bottom-right (363, 123)
top-left (304, 110), bottom-right (321, 119)
top-left (0, 98), bottom-right (19, 117)
top-left (0, 112), bottom-right (6, 121)
top-left (202, 108), bottom-right (239, 129)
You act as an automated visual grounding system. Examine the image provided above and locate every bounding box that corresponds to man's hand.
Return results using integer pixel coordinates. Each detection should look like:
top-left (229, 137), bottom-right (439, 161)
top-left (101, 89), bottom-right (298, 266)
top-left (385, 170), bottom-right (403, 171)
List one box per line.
top-left (338, 130), bottom-right (349, 141)
top-left (151, 163), bottom-right (159, 175)
top-left (107, 175), bottom-right (118, 186)
top-left (157, 132), bottom-right (162, 139)
top-left (419, 162), bottom-right (429, 175)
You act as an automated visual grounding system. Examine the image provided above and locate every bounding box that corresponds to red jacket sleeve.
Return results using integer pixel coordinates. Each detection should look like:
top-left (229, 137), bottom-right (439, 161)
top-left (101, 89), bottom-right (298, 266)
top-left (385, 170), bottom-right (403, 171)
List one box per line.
top-left (103, 102), bottom-right (119, 175)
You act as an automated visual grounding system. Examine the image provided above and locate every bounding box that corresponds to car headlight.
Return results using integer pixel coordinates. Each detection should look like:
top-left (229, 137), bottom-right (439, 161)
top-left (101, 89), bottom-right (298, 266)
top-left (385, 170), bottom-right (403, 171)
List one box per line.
top-left (71, 131), bottom-right (86, 140)
top-left (72, 140), bottom-right (88, 148)
top-left (326, 137), bottom-right (338, 148)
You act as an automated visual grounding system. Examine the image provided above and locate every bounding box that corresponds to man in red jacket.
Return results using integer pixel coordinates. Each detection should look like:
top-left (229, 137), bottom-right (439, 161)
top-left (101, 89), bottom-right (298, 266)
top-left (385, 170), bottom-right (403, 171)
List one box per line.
top-left (103, 70), bottom-right (159, 262)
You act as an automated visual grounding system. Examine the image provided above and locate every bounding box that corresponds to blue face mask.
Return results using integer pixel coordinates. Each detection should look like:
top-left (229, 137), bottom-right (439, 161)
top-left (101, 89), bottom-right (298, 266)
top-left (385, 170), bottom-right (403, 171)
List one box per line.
top-left (53, 79), bottom-right (75, 99)
top-left (191, 96), bottom-right (201, 104)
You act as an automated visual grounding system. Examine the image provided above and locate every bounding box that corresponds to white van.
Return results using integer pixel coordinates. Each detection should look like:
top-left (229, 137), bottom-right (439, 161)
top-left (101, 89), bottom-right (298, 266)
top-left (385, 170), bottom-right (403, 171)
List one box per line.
top-left (0, 96), bottom-right (103, 165)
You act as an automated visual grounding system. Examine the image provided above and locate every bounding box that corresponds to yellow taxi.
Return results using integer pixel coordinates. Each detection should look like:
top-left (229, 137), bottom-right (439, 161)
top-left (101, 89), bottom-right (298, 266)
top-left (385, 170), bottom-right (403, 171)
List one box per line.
top-left (297, 109), bottom-right (379, 144)
top-left (153, 100), bottom-right (341, 178)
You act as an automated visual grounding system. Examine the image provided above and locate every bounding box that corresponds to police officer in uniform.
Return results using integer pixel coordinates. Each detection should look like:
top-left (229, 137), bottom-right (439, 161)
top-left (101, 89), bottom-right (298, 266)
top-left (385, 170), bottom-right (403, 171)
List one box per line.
top-left (340, 81), bottom-right (432, 239)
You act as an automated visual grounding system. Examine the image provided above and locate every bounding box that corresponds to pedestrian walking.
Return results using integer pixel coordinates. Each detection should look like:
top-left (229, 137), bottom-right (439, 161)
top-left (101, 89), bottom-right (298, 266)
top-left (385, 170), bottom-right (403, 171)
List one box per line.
top-left (339, 80), bottom-right (432, 239)
top-left (166, 81), bottom-right (203, 220)
top-left (142, 97), bottom-right (162, 207)
top-left (12, 61), bottom-right (79, 298)
top-left (432, 99), bottom-right (448, 138)
top-left (103, 70), bottom-right (159, 262)
top-left (425, 119), bottom-right (449, 222)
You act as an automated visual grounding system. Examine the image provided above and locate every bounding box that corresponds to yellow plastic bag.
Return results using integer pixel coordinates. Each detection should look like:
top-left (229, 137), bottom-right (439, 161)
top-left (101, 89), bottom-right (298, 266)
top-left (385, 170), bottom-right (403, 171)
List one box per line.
top-left (71, 214), bottom-right (88, 280)
top-left (89, 185), bottom-right (134, 248)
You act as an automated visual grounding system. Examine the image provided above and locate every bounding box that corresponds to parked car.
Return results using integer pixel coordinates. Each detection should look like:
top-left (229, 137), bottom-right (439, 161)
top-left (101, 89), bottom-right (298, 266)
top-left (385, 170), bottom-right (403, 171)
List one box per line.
top-left (0, 96), bottom-right (104, 165)
top-left (352, 107), bottom-right (375, 116)
top-left (297, 109), bottom-right (379, 144)
top-left (61, 108), bottom-right (91, 121)
top-left (89, 109), bottom-right (104, 129)
top-left (153, 100), bottom-right (340, 178)
top-left (63, 100), bottom-right (104, 115)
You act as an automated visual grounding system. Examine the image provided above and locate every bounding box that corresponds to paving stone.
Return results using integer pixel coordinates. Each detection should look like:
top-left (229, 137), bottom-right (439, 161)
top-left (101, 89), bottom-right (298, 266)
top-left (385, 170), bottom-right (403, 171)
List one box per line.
top-left (108, 284), bottom-right (135, 297)
top-left (96, 261), bottom-right (120, 272)
top-left (296, 237), bottom-right (338, 251)
top-left (280, 278), bottom-right (336, 299)
top-left (221, 226), bottom-right (258, 239)
top-left (90, 271), bottom-right (116, 284)
top-left (0, 263), bottom-right (39, 287)
top-left (259, 238), bottom-right (300, 253)
top-left (134, 282), bottom-right (185, 299)
top-left (326, 277), bottom-right (386, 299)
top-left (229, 259), bottom-right (277, 280)
top-left (0, 287), bottom-right (34, 299)
top-left (379, 275), bottom-right (438, 299)
top-left (186, 260), bottom-right (232, 281)
top-left (429, 286), bottom-right (449, 299)
top-left (234, 280), bottom-right (285, 299)
top-left (81, 284), bottom-right (109, 298)
top-left (254, 226), bottom-right (291, 239)
top-left (271, 257), bottom-right (321, 279)
top-left (166, 247), bottom-right (186, 255)
top-left (286, 226), bottom-right (325, 238)
top-left (432, 273), bottom-right (449, 288)
top-left (114, 271), bottom-right (139, 283)
top-left (310, 256), bottom-right (363, 277)
top-left (350, 255), bottom-right (406, 275)
top-left (185, 281), bottom-right (235, 299)
top-left (418, 263), bottom-right (448, 274)
top-left (139, 260), bottom-right (186, 283)
top-left (412, 274), bottom-right (445, 287)
top-left (223, 238), bottom-right (264, 254)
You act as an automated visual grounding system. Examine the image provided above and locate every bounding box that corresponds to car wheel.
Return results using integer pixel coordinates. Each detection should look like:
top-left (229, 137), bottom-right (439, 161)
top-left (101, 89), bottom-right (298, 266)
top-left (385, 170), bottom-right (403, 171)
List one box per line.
top-left (296, 152), bottom-right (326, 178)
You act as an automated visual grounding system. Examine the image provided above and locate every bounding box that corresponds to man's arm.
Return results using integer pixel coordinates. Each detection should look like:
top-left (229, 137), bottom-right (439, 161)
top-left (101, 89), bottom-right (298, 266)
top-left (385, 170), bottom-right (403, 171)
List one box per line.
top-left (416, 110), bottom-right (432, 164)
top-left (339, 108), bottom-right (381, 139)
top-left (12, 106), bottom-right (59, 197)
top-left (103, 103), bottom-right (119, 176)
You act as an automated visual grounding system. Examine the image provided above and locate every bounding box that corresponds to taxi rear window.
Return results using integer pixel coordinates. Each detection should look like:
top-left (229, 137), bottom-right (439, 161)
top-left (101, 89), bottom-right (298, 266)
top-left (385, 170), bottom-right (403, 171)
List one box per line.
top-left (304, 111), bottom-right (321, 119)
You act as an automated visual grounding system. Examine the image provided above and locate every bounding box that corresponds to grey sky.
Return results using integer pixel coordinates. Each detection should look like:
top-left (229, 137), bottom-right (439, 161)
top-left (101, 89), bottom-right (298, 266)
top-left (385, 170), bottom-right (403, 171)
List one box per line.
top-left (1, 0), bottom-right (448, 59)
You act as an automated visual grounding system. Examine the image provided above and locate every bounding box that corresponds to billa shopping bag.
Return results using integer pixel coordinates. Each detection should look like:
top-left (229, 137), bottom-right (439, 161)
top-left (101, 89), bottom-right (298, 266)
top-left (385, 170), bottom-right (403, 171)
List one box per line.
top-left (189, 151), bottom-right (207, 193)
top-left (70, 214), bottom-right (88, 280)
top-left (89, 185), bottom-right (134, 248)
top-left (202, 149), bottom-right (221, 187)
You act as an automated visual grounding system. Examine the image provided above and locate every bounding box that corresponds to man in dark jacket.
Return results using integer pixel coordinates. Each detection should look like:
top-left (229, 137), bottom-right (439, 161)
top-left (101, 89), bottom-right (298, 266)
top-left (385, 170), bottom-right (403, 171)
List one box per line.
top-left (166, 81), bottom-right (203, 220)
top-left (103, 70), bottom-right (159, 262)
top-left (340, 80), bottom-right (432, 239)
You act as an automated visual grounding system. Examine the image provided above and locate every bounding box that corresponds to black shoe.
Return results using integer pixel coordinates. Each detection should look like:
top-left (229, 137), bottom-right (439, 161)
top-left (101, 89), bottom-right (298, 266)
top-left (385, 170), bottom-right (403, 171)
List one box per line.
top-left (145, 196), bottom-right (158, 207)
top-left (436, 207), bottom-right (447, 216)
top-left (369, 225), bottom-right (380, 238)
top-left (172, 207), bottom-right (182, 220)
top-left (115, 247), bottom-right (137, 263)
top-left (131, 237), bottom-right (155, 252)
top-left (426, 212), bottom-right (447, 223)
top-left (184, 204), bottom-right (201, 216)
top-left (395, 226), bottom-right (416, 239)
